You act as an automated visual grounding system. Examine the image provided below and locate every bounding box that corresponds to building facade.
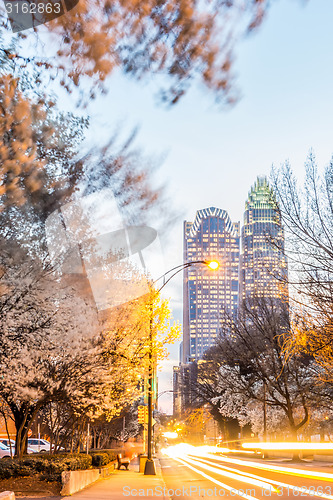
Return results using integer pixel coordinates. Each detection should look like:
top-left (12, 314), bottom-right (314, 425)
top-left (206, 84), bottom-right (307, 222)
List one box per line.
top-left (182, 207), bottom-right (240, 364)
top-left (240, 177), bottom-right (287, 302)
top-left (173, 363), bottom-right (198, 418)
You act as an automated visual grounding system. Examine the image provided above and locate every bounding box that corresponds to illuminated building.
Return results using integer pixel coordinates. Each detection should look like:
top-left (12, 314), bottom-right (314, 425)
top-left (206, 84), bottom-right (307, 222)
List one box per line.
top-left (173, 363), bottom-right (197, 418)
top-left (240, 177), bottom-right (287, 302)
top-left (182, 207), bottom-right (240, 363)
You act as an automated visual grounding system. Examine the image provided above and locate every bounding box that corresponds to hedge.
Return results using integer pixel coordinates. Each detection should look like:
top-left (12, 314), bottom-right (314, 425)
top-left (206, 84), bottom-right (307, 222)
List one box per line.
top-left (90, 449), bottom-right (117, 466)
top-left (0, 450), bottom-right (120, 483)
top-left (91, 452), bottom-right (110, 467)
top-left (0, 453), bottom-right (92, 482)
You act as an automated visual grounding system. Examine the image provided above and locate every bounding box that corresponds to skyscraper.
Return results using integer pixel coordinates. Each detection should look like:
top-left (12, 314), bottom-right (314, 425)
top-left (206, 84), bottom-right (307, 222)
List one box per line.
top-left (240, 177), bottom-right (287, 302)
top-left (182, 207), bottom-right (240, 363)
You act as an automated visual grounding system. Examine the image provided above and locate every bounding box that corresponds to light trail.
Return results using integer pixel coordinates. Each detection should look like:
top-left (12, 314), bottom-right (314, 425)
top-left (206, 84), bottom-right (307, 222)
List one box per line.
top-left (192, 456), bottom-right (282, 488)
top-left (189, 456), bottom-right (333, 500)
top-left (213, 453), bottom-right (333, 483)
top-left (162, 443), bottom-right (333, 499)
top-left (243, 442), bottom-right (333, 451)
top-left (162, 432), bottom-right (178, 439)
top-left (172, 456), bottom-right (262, 500)
top-left (177, 453), bottom-right (276, 492)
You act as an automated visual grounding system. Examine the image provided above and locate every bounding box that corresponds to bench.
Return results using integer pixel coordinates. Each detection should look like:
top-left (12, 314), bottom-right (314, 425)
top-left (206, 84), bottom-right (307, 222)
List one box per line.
top-left (117, 454), bottom-right (130, 470)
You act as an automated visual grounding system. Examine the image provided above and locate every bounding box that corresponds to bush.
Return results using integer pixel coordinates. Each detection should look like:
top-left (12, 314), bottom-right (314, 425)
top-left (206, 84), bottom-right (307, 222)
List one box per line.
top-left (91, 453), bottom-right (110, 467)
top-left (0, 453), bottom-right (93, 483)
top-left (90, 449), bottom-right (117, 463)
top-left (0, 461), bottom-right (15, 480)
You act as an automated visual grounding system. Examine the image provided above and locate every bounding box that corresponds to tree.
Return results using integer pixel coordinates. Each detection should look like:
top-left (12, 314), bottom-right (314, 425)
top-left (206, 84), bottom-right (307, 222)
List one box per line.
top-left (192, 358), bottom-right (241, 443)
top-left (34, 285), bottom-right (180, 453)
top-left (0, 0), bottom-right (273, 105)
top-left (0, 34), bottom-right (169, 249)
top-left (0, 241), bottom-right (106, 457)
top-left (0, 238), bottom-right (180, 458)
top-left (201, 297), bottom-right (320, 445)
top-left (271, 152), bottom-right (333, 385)
top-left (0, 59), bottom-right (177, 457)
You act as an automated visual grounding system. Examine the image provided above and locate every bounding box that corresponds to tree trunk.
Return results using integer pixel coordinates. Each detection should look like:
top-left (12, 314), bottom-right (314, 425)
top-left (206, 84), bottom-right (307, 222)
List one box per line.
top-left (2, 411), bottom-right (13, 458)
top-left (11, 403), bottom-right (40, 459)
top-left (14, 410), bottom-right (30, 459)
top-left (290, 427), bottom-right (301, 461)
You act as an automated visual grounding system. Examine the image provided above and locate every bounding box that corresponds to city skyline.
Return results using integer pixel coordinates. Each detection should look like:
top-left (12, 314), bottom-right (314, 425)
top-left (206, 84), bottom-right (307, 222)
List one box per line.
top-left (149, 0), bottom-right (333, 413)
top-left (173, 176), bottom-right (288, 416)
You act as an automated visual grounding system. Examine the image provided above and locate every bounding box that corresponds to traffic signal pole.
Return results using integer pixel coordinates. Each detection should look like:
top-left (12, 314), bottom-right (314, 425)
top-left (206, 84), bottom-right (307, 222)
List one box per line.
top-left (144, 298), bottom-right (156, 475)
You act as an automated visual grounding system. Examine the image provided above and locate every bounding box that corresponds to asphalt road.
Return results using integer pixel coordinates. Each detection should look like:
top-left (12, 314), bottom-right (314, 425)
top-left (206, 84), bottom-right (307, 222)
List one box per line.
top-left (160, 454), bottom-right (333, 500)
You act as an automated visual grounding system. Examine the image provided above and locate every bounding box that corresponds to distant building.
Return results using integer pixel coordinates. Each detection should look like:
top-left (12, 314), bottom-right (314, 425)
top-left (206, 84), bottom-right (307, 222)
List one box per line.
top-left (182, 207), bottom-right (240, 363)
top-left (173, 363), bottom-right (197, 418)
top-left (240, 177), bottom-right (287, 302)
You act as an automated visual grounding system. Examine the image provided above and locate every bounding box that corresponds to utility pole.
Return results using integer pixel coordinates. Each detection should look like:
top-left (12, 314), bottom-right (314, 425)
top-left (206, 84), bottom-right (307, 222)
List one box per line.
top-left (86, 422), bottom-right (90, 455)
top-left (144, 296), bottom-right (156, 475)
top-left (263, 382), bottom-right (268, 459)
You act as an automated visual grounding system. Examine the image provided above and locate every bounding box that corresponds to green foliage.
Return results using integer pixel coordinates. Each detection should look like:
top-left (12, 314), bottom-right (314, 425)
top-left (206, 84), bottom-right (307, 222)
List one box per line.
top-left (0, 453), bottom-right (93, 482)
top-left (90, 449), bottom-right (117, 464)
top-left (0, 460), bottom-right (15, 480)
top-left (91, 452), bottom-right (110, 467)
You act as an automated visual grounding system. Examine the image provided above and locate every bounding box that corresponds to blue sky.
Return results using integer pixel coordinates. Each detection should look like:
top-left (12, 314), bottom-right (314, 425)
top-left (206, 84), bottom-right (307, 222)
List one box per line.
top-left (59, 0), bottom-right (333, 412)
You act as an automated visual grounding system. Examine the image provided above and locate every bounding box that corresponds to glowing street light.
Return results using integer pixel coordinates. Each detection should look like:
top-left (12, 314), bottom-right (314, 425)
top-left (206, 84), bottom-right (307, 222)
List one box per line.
top-left (207, 260), bottom-right (219, 270)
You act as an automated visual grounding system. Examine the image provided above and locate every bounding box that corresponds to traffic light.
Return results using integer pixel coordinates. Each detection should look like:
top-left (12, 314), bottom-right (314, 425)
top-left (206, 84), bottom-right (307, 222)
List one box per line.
top-left (138, 406), bottom-right (147, 424)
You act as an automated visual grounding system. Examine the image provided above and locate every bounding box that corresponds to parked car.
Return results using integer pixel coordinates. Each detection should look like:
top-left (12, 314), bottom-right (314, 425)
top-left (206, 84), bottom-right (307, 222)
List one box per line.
top-left (0, 439), bottom-right (35, 456)
top-left (27, 438), bottom-right (52, 453)
top-left (0, 442), bottom-right (11, 459)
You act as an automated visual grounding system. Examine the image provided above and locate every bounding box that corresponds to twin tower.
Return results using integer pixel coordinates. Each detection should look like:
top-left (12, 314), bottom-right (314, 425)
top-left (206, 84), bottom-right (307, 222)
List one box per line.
top-left (181, 176), bottom-right (287, 364)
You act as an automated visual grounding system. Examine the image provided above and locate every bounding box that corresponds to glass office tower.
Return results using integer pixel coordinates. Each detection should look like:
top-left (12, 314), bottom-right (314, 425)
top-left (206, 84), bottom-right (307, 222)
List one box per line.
top-left (182, 207), bottom-right (240, 363)
top-left (240, 177), bottom-right (287, 302)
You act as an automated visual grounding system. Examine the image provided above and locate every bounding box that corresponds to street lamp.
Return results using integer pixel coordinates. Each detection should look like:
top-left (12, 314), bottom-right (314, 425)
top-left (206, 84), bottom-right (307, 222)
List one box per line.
top-left (144, 259), bottom-right (219, 475)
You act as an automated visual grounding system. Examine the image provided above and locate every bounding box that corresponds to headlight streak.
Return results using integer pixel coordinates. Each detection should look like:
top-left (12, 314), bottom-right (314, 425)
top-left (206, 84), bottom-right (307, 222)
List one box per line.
top-left (172, 456), bottom-right (261, 500)
top-left (162, 432), bottom-right (178, 439)
top-left (176, 454), bottom-right (276, 493)
top-left (190, 456), bottom-right (279, 490)
top-left (214, 454), bottom-right (333, 483)
top-left (188, 456), bottom-right (333, 500)
top-left (162, 444), bottom-right (333, 500)
top-left (243, 443), bottom-right (333, 451)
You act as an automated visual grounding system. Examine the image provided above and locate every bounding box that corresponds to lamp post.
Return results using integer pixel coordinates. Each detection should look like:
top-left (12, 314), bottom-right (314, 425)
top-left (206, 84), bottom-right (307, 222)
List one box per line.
top-left (262, 381), bottom-right (268, 459)
top-left (144, 259), bottom-right (219, 475)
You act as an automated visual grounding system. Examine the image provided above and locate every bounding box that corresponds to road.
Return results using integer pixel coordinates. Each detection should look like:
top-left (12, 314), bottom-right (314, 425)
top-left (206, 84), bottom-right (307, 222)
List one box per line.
top-left (160, 452), bottom-right (333, 500)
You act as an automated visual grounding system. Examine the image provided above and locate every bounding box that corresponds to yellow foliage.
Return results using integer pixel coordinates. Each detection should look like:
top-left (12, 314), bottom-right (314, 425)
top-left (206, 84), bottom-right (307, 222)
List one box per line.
top-left (99, 282), bottom-right (181, 408)
top-left (287, 308), bottom-right (333, 385)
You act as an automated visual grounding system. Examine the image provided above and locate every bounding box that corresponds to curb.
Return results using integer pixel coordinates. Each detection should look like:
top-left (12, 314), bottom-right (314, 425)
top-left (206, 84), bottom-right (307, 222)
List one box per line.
top-left (155, 459), bottom-right (172, 500)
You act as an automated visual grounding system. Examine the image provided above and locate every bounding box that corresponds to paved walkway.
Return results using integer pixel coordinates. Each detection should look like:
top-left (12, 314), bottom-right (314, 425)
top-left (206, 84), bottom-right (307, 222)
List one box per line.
top-left (18, 459), bottom-right (170, 500)
top-left (16, 457), bottom-right (333, 499)
top-left (62, 460), bottom-right (170, 500)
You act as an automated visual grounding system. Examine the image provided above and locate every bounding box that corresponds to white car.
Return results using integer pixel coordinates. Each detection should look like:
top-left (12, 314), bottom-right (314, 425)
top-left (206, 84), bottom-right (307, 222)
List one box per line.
top-left (0, 442), bottom-right (11, 459)
top-left (0, 439), bottom-right (35, 456)
top-left (27, 438), bottom-right (52, 453)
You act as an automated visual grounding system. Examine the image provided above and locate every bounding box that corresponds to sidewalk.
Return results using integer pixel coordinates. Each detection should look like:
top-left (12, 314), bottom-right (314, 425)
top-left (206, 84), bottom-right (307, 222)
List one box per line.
top-left (63, 459), bottom-right (171, 500)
